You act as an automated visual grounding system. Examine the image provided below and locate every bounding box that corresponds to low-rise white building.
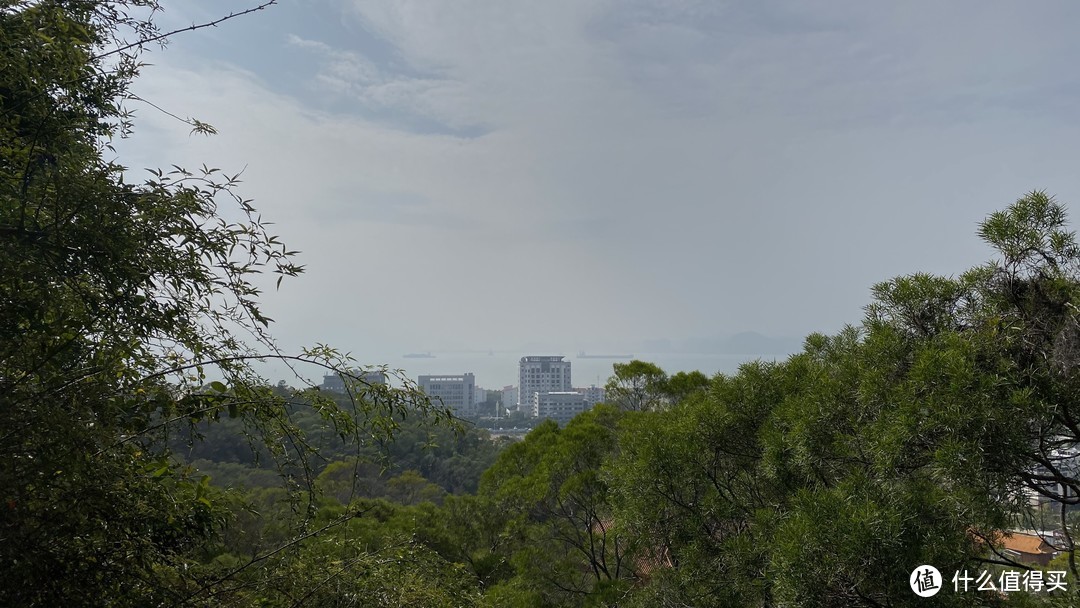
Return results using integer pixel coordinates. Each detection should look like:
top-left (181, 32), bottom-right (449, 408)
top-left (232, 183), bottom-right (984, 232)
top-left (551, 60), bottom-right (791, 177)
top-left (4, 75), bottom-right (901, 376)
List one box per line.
top-left (321, 370), bottom-right (387, 393)
top-left (532, 391), bottom-right (588, 425)
top-left (418, 373), bottom-right (476, 417)
top-left (575, 385), bottom-right (606, 407)
top-left (502, 385), bottom-right (518, 412)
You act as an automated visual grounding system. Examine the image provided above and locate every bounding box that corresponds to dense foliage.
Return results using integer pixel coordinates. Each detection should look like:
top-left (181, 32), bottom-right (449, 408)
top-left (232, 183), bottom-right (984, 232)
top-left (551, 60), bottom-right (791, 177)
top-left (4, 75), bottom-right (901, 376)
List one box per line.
top-left (180, 394), bottom-right (508, 499)
top-left (1, 2), bottom-right (454, 605)
top-left (451, 193), bottom-right (1080, 607)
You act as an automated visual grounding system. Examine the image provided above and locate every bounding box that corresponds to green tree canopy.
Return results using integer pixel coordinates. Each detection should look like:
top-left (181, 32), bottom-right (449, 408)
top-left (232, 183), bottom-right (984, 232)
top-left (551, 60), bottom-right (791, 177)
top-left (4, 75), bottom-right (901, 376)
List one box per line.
top-left (608, 192), bottom-right (1080, 606)
top-left (476, 406), bottom-right (637, 606)
top-left (604, 359), bottom-right (669, 411)
top-left (0, 2), bottom-right (450, 605)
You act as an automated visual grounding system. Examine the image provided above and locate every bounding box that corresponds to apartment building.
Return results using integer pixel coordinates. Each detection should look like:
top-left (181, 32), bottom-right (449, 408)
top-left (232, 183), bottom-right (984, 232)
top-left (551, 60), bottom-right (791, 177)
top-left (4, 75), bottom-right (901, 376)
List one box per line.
top-left (321, 370), bottom-right (387, 393)
top-left (418, 373), bottom-right (476, 416)
top-left (532, 391), bottom-right (589, 425)
top-left (518, 356), bottom-right (571, 409)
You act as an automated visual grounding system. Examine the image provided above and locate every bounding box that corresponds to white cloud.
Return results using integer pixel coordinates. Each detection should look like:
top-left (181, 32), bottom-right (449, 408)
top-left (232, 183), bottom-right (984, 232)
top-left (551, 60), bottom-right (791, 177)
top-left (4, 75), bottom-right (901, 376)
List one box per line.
top-left (286, 33), bottom-right (485, 131)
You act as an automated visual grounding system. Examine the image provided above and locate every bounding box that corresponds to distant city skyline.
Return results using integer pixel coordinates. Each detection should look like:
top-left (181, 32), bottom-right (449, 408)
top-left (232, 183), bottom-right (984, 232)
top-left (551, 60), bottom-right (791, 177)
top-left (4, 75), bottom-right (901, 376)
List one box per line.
top-left (298, 351), bottom-right (786, 398)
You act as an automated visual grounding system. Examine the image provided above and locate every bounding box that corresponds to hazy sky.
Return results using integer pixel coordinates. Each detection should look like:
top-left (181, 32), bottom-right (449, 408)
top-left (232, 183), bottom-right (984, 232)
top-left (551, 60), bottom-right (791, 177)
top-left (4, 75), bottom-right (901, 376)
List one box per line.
top-left (116, 0), bottom-right (1080, 362)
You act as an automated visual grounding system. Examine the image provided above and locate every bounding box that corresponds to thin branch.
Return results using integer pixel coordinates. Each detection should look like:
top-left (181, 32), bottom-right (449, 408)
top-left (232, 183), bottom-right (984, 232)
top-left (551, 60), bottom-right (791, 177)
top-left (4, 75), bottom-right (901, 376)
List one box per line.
top-left (126, 94), bottom-right (216, 134)
top-left (137, 354), bottom-right (342, 383)
top-left (93, 1), bottom-right (278, 61)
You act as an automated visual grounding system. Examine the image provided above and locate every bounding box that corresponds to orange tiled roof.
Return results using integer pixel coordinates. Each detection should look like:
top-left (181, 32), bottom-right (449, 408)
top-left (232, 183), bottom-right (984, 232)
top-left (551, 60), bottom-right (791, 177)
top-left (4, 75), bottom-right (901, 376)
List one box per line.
top-left (1000, 532), bottom-right (1055, 556)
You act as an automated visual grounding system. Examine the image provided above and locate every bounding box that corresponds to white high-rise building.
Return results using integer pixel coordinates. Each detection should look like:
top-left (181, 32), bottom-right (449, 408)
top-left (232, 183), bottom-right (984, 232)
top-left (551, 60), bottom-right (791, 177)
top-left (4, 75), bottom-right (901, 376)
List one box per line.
top-left (418, 373), bottom-right (476, 417)
top-left (518, 356), bottom-right (571, 409)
